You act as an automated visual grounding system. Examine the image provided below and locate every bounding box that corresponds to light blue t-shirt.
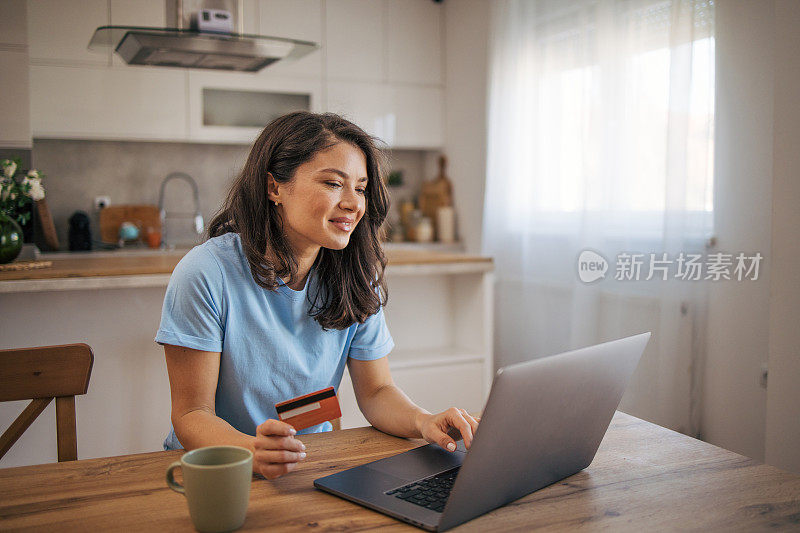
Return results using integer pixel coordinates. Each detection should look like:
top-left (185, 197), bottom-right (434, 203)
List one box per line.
top-left (155, 232), bottom-right (394, 450)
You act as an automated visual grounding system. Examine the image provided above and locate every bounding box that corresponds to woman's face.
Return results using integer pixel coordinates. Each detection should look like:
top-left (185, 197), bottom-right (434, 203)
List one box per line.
top-left (269, 141), bottom-right (368, 255)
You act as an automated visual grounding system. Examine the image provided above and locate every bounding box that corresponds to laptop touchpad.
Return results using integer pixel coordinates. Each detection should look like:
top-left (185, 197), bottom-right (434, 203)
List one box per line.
top-left (370, 444), bottom-right (465, 481)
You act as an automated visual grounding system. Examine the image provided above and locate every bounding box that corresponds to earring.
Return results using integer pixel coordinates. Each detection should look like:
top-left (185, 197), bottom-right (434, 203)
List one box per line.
top-left (273, 200), bottom-right (279, 206)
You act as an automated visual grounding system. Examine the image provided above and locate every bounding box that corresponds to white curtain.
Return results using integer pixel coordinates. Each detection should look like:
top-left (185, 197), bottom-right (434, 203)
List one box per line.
top-left (484, 0), bottom-right (715, 435)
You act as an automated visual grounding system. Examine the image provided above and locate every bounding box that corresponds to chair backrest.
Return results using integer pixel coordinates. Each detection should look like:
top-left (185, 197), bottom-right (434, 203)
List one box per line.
top-left (0, 344), bottom-right (93, 462)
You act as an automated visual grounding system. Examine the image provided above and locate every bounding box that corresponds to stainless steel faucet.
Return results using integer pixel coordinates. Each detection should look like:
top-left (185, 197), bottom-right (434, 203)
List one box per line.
top-left (158, 172), bottom-right (204, 247)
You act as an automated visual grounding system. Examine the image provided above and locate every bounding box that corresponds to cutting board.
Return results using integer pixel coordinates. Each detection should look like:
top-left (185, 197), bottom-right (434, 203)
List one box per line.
top-left (99, 205), bottom-right (160, 243)
top-left (419, 155), bottom-right (453, 233)
top-left (35, 198), bottom-right (59, 251)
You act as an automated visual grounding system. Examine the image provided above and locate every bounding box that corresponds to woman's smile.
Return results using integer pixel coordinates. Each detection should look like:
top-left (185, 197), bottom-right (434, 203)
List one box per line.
top-left (329, 217), bottom-right (356, 232)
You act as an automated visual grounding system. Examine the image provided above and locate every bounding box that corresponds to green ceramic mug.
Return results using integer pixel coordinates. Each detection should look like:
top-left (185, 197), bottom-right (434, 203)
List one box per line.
top-left (166, 446), bottom-right (254, 533)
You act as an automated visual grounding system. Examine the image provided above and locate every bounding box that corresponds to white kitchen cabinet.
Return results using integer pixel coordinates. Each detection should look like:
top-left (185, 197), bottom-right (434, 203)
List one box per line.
top-left (386, 0), bottom-right (442, 85)
top-left (241, 0), bottom-right (260, 34)
top-left (325, 0), bottom-right (384, 82)
top-left (29, 65), bottom-right (188, 141)
top-left (326, 80), bottom-right (389, 139)
top-left (323, 0), bottom-right (444, 148)
top-left (0, 50), bottom-right (31, 149)
top-left (339, 360), bottom-right (486, 428)
top-left (0, 0), bottom-right (31, 148)
top-left (23, 0), bottom-right (443, 148)
top-left (390, 84), bottom-right (444, 148)
top-left (109, 0), bottom-right (166, 27)
top-left (339, 265), bottom-right (495, 429)
top-left (27, 0), bottom-right (110, 66)
top-left (187, 70), bottom-right (322, 143)
top-left (256, 0), bottom-right (323, 79)
top-left (324, 82), bottom-right (445, 151)
top-left (0, 0), bottom-right (29, 47)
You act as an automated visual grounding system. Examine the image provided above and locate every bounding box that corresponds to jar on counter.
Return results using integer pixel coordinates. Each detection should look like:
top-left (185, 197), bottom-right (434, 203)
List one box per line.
top-left (400, 200), bottom-right (416, 241)
top-left (415, 217), bottom-right (434, 243)
top-left (436, 206), bottom-right (456, 243)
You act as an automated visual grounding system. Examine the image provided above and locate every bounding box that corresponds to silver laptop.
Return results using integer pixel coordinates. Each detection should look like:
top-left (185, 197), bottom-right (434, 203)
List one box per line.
top-left (314, 332), bottom-right (651, 531)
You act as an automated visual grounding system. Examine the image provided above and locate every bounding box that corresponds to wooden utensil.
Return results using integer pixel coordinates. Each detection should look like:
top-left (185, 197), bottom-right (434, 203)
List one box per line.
top-left (99, 205), bottom-right (160, 244)
top-left (419, 155), bottom-right (453, 237)
top-left (35, 199), bottom-right (59, 251)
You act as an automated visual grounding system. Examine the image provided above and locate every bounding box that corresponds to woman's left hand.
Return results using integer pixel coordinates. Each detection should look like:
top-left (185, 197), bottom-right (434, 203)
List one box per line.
top-left (416, 407), bottom-right (481, 452)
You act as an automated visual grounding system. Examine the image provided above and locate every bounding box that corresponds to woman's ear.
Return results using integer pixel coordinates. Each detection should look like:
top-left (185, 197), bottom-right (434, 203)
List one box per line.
top-left (266, 173), bottom-right (281, 206)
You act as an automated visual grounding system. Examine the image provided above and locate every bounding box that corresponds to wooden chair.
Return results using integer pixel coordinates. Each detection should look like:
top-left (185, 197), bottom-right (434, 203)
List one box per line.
top-left (0, 344), bottom-right (93, 462)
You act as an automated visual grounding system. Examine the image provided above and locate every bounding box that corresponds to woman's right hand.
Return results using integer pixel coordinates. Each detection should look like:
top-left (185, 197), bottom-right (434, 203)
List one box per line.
top-left (253, 419), bottom-right (307, 479)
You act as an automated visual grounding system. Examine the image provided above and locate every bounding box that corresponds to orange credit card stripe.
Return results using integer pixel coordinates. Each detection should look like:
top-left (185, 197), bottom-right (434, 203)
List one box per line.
top-left (275, 388), bottom-right (341, 431)
top-left (275, 386), bottom-right (335, 411)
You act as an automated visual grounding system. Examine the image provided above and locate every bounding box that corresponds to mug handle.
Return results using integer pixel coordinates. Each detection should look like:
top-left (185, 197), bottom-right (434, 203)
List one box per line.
top-left (166, 461), bottom-right (185, 494)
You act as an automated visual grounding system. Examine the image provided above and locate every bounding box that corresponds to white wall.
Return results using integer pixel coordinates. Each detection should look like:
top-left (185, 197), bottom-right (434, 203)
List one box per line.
top-left (692, 1), bottom-right (800, 471)
top-left (702, 0), bottom-right (774, 462)
top-left (765, 0), bottom-right (800, 474)
top-left (443, 0), bottom-right (490, 255)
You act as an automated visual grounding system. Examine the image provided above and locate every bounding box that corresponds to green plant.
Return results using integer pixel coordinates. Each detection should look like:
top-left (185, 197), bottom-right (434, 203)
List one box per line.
top-left (0, 158), bottom-right (46, 227)
top-left (387, 170), bottom-right (404, 187)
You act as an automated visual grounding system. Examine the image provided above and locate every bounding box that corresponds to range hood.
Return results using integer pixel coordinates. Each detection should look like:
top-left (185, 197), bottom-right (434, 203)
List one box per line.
top-left (89, 26), bottom-right (317, 72)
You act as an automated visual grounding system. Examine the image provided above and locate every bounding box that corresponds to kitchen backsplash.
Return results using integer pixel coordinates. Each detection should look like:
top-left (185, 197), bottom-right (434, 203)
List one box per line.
top-left (30, 139), bottom-right (430, 250)
top-left (0, 149), bottom-right (31, 171)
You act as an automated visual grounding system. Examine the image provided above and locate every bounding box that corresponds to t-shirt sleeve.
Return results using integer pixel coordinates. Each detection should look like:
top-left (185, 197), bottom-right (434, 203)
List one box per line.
top-left (155, 246), bottom-right (225, 353)
top-left (348, 305), bottom-right (394, 361)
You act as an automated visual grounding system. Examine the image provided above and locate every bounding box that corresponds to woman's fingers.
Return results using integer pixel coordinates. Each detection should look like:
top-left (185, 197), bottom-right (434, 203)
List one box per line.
top-left (253, 449), bottom-right (305, 479)
top-left (253, 418), bottom-right (307, 479)
top-left (256, 460), bottom-right (299, 480)
top-left (254, 449), bottom-right (306, 464)
top-left (446, 408), bottom-right (474, 448)
top-left (255, 418), bottom-right (306, 451)
top-left (257, 418), bottom-right (296, 437)
top-left (428, 408), bottom-right (474, 452)
top-left (460, 408), bottom-right (480, 437)
top-left (254, 434), bottom-right (306, 452)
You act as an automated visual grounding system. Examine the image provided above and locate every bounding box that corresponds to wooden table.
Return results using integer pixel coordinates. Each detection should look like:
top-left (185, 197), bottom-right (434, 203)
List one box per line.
top-left (2, 412), bottom-right (799, 531)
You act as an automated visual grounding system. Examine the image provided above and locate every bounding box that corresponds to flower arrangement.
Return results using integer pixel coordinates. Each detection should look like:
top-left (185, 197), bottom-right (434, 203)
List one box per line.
top-left (1, 158), bottom-right (46, 227)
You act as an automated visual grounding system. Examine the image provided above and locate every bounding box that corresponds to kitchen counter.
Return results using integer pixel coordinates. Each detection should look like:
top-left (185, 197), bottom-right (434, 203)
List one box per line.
top-left (1, 245), bottom-right (494, 467)
top-left (0, 248), bottom-right (493, 293)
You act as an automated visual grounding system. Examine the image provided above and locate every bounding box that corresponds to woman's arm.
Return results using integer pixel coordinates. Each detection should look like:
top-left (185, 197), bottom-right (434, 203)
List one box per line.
top-left (164, 344), bottom-right (251, 449)
top-left (348, 356), bottom-right (480, 451)
top-left (164, 344), bottom-right (306, 478)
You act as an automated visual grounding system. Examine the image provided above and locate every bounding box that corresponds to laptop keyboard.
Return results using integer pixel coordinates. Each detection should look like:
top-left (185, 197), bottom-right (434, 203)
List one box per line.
top-left (384, 467), bottom-right (460, 513)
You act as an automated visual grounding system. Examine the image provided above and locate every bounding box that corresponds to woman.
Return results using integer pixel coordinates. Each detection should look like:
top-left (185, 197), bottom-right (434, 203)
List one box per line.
top-left (156, 111), bottom-right (479, 479)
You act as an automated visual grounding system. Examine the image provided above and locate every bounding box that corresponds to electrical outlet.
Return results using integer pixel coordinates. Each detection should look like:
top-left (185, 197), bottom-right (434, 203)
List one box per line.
top-left (94, 196), bottom-right (111, 210)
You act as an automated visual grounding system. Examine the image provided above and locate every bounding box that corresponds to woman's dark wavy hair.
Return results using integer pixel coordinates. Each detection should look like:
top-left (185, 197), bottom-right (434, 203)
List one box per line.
top-left (207, 111), bottom-right (390, 330)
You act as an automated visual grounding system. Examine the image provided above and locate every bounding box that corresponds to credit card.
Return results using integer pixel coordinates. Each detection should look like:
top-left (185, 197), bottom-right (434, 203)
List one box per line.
top-left (275, 386), bottom-right (341, 431)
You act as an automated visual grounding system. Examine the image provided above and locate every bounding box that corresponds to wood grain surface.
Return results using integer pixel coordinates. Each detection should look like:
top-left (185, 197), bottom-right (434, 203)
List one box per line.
top-left (0, 250), bottom-right (492, 282)
top-left (98, 205), bottom-right (161, 244)
top-left (0, 344), bottom-right (93, 401)
top-left (1, 412), bottom-right (798, 531)
top-left (0, 344), bottom-right (94, 463)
